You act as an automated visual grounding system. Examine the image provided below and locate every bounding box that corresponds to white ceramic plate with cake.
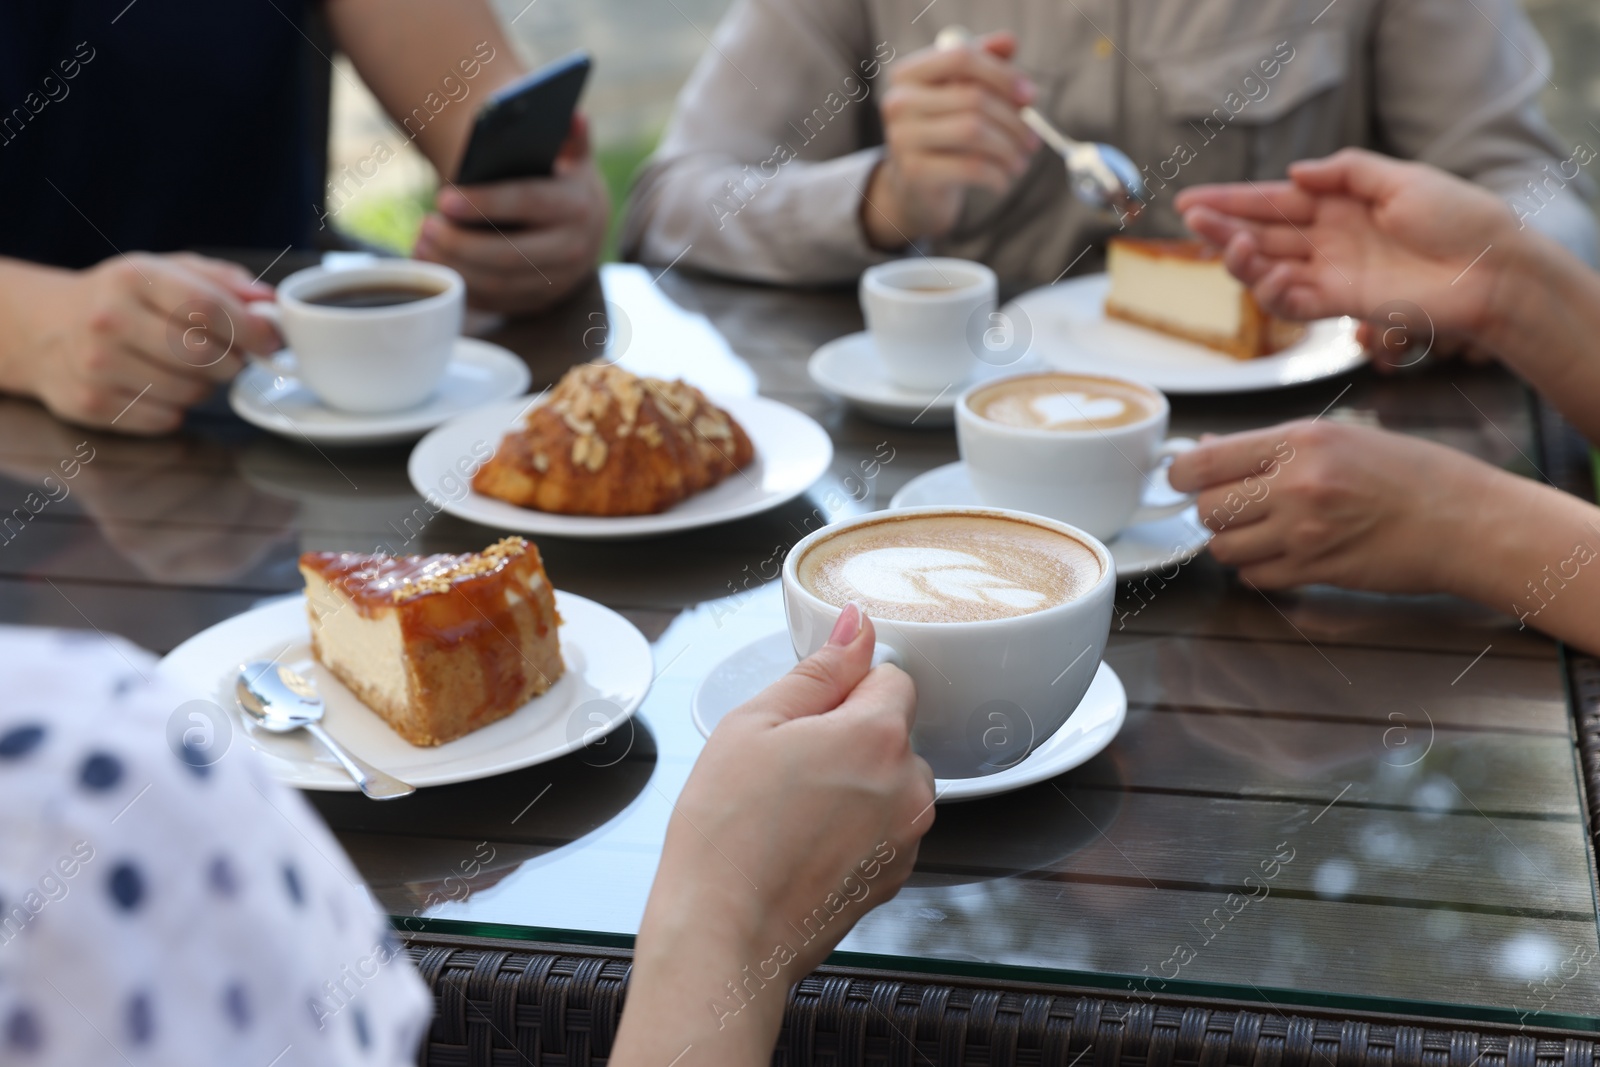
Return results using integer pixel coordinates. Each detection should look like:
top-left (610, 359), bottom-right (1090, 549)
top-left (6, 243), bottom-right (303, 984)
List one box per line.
top-left (409, 365), bottom-right (833, 540)
top-left (807, 331), bottom-right (1042, 427)
top-left (1010, 240), bottom-right (1363, 394)
top-left (159, 539), bottom-right (654, 790)
top-left (231, 338), bottom-right (532, 446)
top-left (691, 632), bottom-right (1126, 802)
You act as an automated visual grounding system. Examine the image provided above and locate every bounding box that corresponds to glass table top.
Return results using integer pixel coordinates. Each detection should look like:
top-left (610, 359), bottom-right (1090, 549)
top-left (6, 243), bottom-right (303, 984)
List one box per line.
top-left (310, 566), bottom-right (1595, 1028)
top-left (2, 260), bottom-right (1595, 1029)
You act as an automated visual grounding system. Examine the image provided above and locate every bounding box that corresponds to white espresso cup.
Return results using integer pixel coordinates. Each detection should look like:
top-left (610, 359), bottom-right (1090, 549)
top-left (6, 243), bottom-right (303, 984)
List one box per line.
top-left (782, 505), bottom-right (1114, 779)
top-left (255, 261), bottom-right (464, 413)
top-left (957, 371), bottom-right (1197, 542)
top-left (860, 257), bottom-right (997, 392)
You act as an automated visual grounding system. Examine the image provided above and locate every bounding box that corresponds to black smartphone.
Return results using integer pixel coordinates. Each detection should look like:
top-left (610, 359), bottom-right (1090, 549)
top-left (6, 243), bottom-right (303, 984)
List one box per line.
top-left (454, 51), bottom-right (592, 185)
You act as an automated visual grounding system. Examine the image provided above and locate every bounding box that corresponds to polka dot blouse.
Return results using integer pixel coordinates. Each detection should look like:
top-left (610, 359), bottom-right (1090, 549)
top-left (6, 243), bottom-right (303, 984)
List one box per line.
top-left (0, 626), bottom-right (431, 1065)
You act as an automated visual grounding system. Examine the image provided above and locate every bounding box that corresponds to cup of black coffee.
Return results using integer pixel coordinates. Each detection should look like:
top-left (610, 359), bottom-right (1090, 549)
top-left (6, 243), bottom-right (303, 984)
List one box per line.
top-left (259, 261), bottom-right (465, 413)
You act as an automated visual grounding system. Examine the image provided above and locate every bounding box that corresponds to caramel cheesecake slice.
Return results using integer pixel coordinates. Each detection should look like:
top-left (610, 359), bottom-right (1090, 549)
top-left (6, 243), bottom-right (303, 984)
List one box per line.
top-left (1104, 238), bottom-right (1305, 360)
top-left (298, 537), bottom-right (564, 747)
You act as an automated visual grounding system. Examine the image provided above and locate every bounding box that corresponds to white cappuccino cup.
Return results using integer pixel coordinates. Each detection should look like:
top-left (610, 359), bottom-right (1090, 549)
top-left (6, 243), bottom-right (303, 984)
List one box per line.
top-left (783, 505), bottom-right (1114, 779)
top-left (957, 371), bottom-right (1197, 541)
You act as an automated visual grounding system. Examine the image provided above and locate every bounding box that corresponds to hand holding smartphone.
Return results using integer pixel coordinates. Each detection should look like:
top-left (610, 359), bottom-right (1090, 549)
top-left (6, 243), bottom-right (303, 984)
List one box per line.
top-left (418, 49), bottom-right (603, 311)
top-left (455, 51), bottom-right (592, 187)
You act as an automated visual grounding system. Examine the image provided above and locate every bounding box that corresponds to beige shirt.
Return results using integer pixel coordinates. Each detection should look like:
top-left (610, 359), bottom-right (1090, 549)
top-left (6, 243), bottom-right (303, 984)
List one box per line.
top-left (622, 0), bottom-right (1597, 286)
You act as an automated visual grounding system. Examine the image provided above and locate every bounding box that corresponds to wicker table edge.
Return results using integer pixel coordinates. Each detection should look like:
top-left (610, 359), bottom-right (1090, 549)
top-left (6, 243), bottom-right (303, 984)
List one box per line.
top-left (402, 931), bottom-right (1600, 1066)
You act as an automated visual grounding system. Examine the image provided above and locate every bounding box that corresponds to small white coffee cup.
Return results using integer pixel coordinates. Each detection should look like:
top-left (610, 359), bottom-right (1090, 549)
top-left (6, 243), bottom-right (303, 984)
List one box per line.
top-left (782, 505), bottom-right (1114, 779)
top-left (860, 257), bottom-right (997, 392)
top-left (255, 261), bottom-right (464, 413)
top-left (956, 371), bottom-right (1196, 542)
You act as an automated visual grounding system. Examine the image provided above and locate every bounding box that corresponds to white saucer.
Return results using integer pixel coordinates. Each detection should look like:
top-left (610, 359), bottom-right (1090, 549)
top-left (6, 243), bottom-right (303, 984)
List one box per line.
top-left (408, 395), bottom-right (833, 541)
top-left (1007, 274), bottom-right (1363, 395)
top-left (808, 331), bottom-right (1042, 427)
top-left (690, 631), bottom-right (1125, 802)
top-left (889, 461), bottom-right (1211, 579)
top-left (230, 338), bottom-right (531, 446)
top-left (158, 592), bottom-right (653, 791)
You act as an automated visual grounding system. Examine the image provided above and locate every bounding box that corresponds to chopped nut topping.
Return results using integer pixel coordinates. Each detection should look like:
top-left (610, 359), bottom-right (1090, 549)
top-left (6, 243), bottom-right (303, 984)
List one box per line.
top-left (524, 365), bottom-right (738, 470)
top-left (616, 379), bottom-right (643, 426)
top-left (569, 376), bottom-right (609, 420)
top-left (693, 414), bottom-right (731, 440)
top-left (648, 383), bottom-right (691, 424)
top-left (571, 434), bottom-right (609, 472)
top-left (562, 412), bottom-right (597, 436)
top-left (390, 537), bottom-right (527, 601)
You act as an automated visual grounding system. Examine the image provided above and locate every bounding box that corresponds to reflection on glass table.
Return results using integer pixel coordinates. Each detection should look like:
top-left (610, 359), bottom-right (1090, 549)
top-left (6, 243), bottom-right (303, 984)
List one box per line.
top-left (0, 398), bottom-right (297, 585)
top-left (313, 574), bottom-right (1599, 1029)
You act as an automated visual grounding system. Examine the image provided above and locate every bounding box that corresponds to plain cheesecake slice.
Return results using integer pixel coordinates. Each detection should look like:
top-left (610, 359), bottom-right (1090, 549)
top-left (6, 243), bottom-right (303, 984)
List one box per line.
top-left (1104, 238), bottom-right (1304, 360)
top-left (298, 537), bottom-right (564, 747)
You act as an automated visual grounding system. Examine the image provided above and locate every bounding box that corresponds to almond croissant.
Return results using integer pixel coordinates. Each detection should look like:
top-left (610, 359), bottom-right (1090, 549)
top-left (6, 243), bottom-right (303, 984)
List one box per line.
top-left (472, 363), bottom-right (755, 516)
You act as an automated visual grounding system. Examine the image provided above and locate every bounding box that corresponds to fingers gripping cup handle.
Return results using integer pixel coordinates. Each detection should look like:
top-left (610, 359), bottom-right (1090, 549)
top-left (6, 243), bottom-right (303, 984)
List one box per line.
top-left (1130, 437), bottom-right (1198, 526)
top-left (244, 300), bottom-right (295, 377)
top-left (870, 643), bottom-right (904, 671)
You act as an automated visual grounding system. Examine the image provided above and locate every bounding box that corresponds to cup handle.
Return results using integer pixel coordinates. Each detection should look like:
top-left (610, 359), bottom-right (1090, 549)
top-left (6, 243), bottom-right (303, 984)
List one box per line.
top-left (1129, 437), bottom-right (1198, 526)
top-left (244, 300), bottom-right (294, 377)
top-left (870, 643), bottom-right (904, 671)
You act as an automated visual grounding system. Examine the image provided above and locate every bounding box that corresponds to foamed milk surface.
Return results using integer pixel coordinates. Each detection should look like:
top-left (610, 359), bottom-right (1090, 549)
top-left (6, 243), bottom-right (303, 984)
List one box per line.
top-left (974, 375), bottom-right (1155, 430)
top-left (798, 514), bottom-right (1101, 623)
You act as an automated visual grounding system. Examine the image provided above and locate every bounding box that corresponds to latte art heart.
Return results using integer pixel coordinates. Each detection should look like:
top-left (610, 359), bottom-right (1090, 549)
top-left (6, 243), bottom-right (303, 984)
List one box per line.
top-left (969, 373), bottom-right (1157, 431)
top-left (797, 513), bottom-right (1102, 624)
top-left (1030, 392), bottom-right (1127, 426)
top-left (840, 547), bottom-right (1049, 610)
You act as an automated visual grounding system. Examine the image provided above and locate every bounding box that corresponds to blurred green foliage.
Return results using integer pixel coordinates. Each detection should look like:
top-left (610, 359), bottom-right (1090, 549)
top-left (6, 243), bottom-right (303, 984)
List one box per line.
top-left (595, 136), bottom-right (658, 261)
top-left (338, 186), bottom-right (434, 255)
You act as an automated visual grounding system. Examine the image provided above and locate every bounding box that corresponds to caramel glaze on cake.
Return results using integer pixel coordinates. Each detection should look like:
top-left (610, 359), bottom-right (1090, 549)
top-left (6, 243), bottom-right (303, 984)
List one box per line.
top-left (472, 363), bottom-right (755, 516)
top-left (1104, 238), bottom-right (1305, 360)
top-left (299, 537), bottom-right (564, 747)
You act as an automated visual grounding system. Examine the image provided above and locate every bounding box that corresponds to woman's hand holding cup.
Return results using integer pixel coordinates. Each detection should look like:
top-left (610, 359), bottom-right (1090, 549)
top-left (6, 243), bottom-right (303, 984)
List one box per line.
top-left (612, 605), bottom-right (934, 1067)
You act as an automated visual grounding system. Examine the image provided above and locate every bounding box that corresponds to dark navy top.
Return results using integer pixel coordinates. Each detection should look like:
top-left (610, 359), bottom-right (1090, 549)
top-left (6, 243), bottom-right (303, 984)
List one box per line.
top-left (0, 1), bottom-right (317, 269)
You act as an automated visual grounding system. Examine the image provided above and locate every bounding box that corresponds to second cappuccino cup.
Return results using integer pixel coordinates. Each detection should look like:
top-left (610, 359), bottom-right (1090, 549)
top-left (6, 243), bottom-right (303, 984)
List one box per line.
top-left (957, 371), bottom-right (1196, 542)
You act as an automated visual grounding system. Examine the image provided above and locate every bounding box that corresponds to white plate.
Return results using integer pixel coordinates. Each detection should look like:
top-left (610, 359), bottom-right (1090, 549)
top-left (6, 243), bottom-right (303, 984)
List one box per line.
top-left (808, 331), bottom-right (1042, 427)
top-left (1008, 274), bottom-right (1364, 394)
top-left (158, 592), bottom-right (653, 791)
top-left (230, 338), bottom-right (531, 445)
top-left (408, 394), bottom-right (833, 540)
top-left (889, 461), bottom-right (1211, 578)
top-left (691, 631), bottom-right (1126, 802)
